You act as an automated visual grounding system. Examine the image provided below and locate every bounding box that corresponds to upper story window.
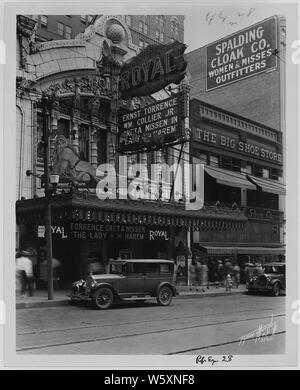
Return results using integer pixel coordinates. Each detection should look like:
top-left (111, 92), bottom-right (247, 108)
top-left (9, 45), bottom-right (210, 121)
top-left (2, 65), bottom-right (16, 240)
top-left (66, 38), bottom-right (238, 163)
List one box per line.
top-left (40, 15), bottom-right (48, 27)
top-left (57, 22), bottom-right (64, 36)
top-left (155, 30), bottom-right (160, 40)
top-left (171, 20), bottom-right (179, 37)
top-left (144, 23), bottom-right (149, 34)
top-left (87, 15), bottom-right (94, 23)
top-left (139, 39), bottom-right (144, 49)
top-left (209, 155), bottom-right (219, 167)
top-left (159, 15), bottom-right (165, 27)
top-left (262, 168), bottom-right (270, 179)
top-left (241, 164), bottom-right (252, 175)
top-left (159, 32), bottom-right (164, 42)
top-left (65, 25), bottom-right (72, 39)
top-left (125, 15), bottom-right (132, 26)
top-left (253, 165), bottom-right (263, 177)
top-left (139, 20), bottom-right (143, 32)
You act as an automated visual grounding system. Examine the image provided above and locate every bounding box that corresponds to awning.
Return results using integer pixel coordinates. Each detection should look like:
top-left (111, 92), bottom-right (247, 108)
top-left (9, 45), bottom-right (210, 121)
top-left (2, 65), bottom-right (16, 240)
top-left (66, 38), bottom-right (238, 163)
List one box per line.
top-left (195, 245), bottom-right (285, 255)
top-left (247, 175), bottom-right (286, 195)
top-left (205, 166), bottom-right (256, 190)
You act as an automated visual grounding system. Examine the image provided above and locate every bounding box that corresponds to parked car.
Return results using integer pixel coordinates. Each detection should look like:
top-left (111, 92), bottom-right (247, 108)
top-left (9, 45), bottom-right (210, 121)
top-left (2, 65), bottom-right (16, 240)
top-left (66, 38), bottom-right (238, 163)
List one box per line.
top-left (246, 262), bottom-right (286, 296)
top-left (69, 259), bottom-right (178, 309)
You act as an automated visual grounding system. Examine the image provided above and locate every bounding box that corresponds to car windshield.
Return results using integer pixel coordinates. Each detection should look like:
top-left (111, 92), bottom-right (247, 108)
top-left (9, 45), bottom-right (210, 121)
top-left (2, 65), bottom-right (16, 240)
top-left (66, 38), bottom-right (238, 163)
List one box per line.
top-left (110, 263), bottom-right (123, 274)
top-left (264, 265), bottom-right (284, 274)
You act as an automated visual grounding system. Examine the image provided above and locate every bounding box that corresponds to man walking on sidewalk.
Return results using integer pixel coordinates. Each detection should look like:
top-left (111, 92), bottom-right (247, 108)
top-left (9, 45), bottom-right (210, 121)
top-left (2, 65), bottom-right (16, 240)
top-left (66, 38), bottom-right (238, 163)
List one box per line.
top-left (16, 250), bottom-right (34, 297)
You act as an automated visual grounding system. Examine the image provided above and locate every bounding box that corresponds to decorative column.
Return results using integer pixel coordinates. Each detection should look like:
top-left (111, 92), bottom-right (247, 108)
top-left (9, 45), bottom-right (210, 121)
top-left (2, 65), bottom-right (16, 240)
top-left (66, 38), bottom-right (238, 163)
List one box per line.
top-left (90, 96), bottom-right (100, 169)
top-left (49, 99), bottom-right (60, 164)
top-left (90, 127), bottom-right (98, 169)
top-left (71, 119), bottom-right (79, 153)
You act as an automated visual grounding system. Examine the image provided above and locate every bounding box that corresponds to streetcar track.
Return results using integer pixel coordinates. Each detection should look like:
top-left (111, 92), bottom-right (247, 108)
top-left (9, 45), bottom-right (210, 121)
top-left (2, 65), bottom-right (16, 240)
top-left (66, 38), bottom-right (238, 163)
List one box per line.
top-left (17, 306), bottom-right (282, 336)
top-left (167, 331), bottom-right (286, 355)
top-left (16, 313), bottom-right (285, 352)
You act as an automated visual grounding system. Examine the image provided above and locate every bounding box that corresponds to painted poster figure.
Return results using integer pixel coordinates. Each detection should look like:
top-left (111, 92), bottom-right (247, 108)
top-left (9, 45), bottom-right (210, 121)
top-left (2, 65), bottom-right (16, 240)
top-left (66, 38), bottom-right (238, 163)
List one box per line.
top-left (51, 135), bottom-right (100, 184)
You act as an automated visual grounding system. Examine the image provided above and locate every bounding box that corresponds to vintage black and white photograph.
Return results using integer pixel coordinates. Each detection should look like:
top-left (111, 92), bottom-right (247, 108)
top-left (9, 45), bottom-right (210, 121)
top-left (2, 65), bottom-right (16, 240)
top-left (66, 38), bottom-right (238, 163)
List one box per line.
top-left (1, 0), bottom-right (299, 369)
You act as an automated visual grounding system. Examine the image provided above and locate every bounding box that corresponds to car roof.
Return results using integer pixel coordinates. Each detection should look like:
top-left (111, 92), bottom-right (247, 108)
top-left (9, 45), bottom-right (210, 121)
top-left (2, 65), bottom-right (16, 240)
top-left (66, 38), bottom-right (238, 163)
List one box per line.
top-left (264, 262), bottom-right (285, 266)
top-left (110, 259), bottom-right (174, 264)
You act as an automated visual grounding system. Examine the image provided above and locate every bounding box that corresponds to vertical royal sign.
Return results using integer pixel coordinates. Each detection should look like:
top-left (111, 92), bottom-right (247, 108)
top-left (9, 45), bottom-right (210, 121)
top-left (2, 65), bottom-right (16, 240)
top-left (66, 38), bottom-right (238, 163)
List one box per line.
top-left (206, 16), bottom-right (278, 91)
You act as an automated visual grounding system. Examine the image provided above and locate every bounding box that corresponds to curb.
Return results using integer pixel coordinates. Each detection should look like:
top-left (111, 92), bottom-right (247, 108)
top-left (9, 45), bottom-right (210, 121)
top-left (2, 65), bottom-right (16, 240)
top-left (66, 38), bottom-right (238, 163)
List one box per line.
top-left (16, 290), bottom-right (247, 309)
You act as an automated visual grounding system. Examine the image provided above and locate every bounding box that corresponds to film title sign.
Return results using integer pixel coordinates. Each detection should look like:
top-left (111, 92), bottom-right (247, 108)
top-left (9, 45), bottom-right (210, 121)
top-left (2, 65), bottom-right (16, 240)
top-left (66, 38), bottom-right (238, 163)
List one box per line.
top-left (120, 41), bottom-right (187, 99)
top-left (206, 17), bottom-right (277, 91)
top-left (193, 128), bottom-right (282, 163)
top-left (119, 94), bottom-right (183, 153)
top-left (37, 223), bottom-right (169, 241)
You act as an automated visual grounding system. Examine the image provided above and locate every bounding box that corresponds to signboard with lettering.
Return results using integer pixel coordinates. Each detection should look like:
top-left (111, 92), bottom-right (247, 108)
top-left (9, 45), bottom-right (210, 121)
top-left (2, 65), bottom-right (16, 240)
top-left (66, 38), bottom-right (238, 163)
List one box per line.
top-left (119, 93), bottom-right (189, 154)
top-left (206, 16), bottom-right (277, 91)
top-left (120, 41), bottom-right (187, 99)
top-left (193, 127), bottom-right (282, 163)
top-left (37, 223), bottom-right (170, 241)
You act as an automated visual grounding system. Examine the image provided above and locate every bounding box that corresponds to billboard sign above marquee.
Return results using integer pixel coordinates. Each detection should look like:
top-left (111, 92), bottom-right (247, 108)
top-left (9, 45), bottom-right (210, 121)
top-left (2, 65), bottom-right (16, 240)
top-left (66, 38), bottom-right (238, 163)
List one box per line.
top-left (120, 41), bottom-right (187, 99)
top-left (206, 16), bottom-right (278, 91)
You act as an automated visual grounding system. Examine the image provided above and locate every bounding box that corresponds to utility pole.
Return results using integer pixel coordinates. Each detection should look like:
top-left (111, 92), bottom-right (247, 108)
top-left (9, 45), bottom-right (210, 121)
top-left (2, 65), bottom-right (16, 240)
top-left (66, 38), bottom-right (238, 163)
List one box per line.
top-left (42, 94), bottom-right (54, 300)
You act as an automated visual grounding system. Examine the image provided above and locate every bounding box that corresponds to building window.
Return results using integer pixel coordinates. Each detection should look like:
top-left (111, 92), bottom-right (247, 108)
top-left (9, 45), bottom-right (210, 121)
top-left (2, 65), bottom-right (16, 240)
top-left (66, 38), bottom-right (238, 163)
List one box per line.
top-left (139, 39), bottom-right (144, 49)
top-left (209, 155), bottom-right (219, 167)
top-left (57, 22), bottom-right (64, 36)
top-left (159, 15), bottom-right (165, 27)
top-left (65, 25), bottom-right (72, 39)
top-left (270, 169), bottom-right (279, 181)
top-left (144, 23), bottom-right (149, 34)
top-left (40, 15), bottom-right (48, 26)
top-left (254, 165), bottom-right (263, 177)
top-left (155, 30), bottom-right (160, 40)
top-left (159, 32), bottom-right (164, 42)
top-left (171, 20), bottom-right (179, 37)
top-left (139, 20), bottom-right (143, 32)
top-left (125, 15), bottom-right (132, 26)
top-left (262, 168), bottom-right (269, 179)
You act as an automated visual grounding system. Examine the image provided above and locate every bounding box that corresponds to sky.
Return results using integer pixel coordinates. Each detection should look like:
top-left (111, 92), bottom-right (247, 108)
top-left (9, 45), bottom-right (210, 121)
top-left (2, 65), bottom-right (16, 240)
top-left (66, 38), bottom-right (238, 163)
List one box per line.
top-left (182, 3), bottom-right (294, 52)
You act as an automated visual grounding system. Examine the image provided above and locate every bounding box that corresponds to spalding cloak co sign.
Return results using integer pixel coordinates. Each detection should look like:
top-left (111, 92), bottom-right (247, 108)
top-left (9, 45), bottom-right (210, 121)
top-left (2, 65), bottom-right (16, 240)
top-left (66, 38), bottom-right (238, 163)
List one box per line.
top-left (119, 41), bottom-right (187, 99)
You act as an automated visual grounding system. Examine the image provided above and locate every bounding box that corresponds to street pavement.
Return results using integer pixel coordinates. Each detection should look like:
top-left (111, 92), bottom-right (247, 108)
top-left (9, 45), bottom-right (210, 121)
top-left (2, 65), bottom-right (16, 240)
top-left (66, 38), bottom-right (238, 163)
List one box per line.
top-left (16, 293), bottom-right (285, 355)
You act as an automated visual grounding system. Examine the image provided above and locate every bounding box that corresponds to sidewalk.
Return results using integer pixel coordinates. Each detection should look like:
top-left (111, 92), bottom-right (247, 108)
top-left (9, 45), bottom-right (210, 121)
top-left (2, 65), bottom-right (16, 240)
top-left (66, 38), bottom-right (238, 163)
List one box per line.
top-left (16, 285), bottom-right (247, 309)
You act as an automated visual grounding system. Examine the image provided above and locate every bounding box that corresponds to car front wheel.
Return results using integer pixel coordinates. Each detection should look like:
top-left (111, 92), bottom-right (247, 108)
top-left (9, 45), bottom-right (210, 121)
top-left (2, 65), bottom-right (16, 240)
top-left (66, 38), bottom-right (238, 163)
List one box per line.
top-left (93, 287), bottom-right (114, 309)
top-left (157, 285), bottom-right (173, 306)
top-left (272, 283), bottom-right (280, 297)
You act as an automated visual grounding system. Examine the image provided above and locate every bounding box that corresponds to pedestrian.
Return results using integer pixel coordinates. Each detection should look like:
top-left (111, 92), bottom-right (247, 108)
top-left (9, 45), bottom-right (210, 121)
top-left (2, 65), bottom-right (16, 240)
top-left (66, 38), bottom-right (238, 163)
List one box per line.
top-left (201, 260), bottom-right (209, 291)
top-left (195, 258), bottom-right (202, 291)
top-left (16, 250), bottom-right (34, 297)
top-left (253, 262), bottom-right (264, 277)
top-left (40, 256), bottom-right (61, 290)
top-left (216, 260), bottom-right (224, 287)
top-left (233, 263), bottom-right (241, 288)
top-left (188, 258), bottom-right (197, 291)
top-left (172, 259), bottom-right (178, 285)
top-left (244, 262), bottom-right (254, 282)
top-left (225, 273), bottom-right (233, 292)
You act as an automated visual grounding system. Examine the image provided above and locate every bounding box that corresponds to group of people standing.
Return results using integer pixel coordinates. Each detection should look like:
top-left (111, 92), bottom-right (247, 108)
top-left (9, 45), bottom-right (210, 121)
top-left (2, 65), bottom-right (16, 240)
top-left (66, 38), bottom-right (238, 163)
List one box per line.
top-left (188, 258), bottom-right (210, 292)
top-left (186, 256), bottom-right (241, 292)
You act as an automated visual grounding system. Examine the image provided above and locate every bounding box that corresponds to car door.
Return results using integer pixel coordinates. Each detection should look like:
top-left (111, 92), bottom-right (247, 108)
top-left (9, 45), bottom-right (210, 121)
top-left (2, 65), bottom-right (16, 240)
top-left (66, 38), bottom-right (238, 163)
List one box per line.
top-left (144, 263), bottom-right (161, 294)
top-left (125, 263), bottom-right (145, 294)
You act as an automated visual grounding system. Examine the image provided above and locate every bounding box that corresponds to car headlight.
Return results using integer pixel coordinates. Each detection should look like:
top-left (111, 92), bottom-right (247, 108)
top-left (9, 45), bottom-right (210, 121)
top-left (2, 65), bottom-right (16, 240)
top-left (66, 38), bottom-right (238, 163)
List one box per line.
top-left (266, 277), bottom-right (272, 283)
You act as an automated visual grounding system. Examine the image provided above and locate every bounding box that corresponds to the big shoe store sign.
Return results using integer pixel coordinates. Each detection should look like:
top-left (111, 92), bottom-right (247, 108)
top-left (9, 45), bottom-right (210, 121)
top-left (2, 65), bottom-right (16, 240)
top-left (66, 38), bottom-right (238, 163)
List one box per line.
top-left (206, 16), bottom-right (277, 91)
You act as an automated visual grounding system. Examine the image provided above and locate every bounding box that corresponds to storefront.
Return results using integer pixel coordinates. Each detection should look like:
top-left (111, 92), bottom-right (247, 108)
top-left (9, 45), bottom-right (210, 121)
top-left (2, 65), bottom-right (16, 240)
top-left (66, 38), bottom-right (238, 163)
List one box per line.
top-left (16, 190), bottom-right (247, 288)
